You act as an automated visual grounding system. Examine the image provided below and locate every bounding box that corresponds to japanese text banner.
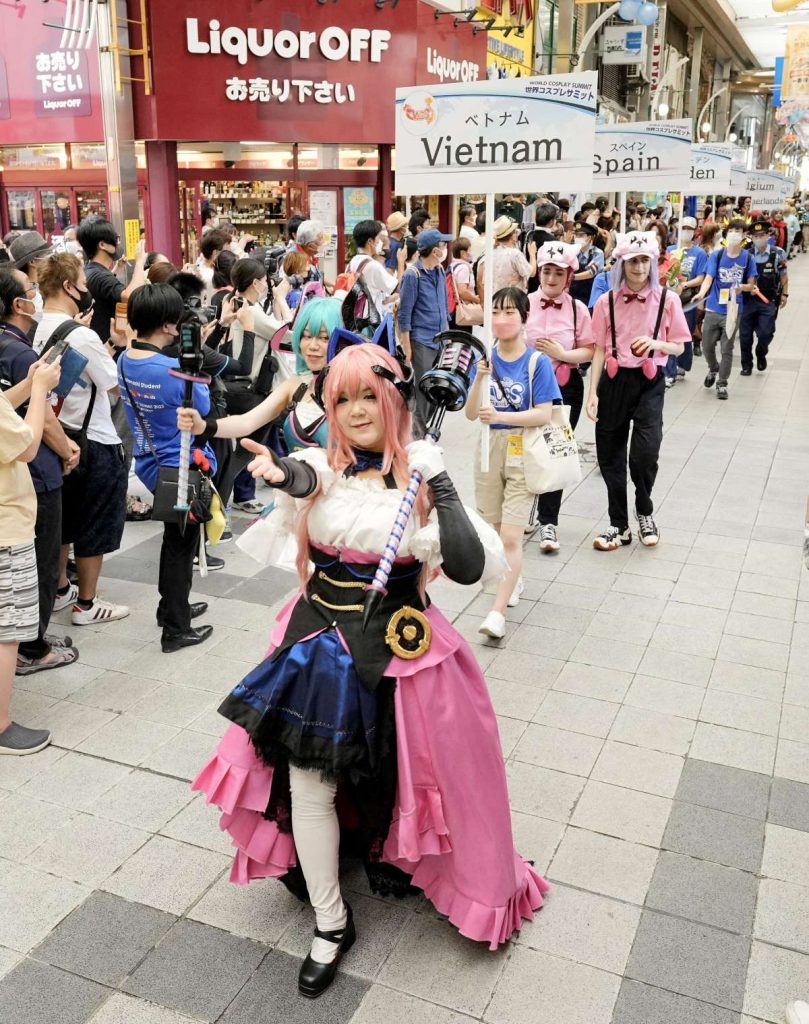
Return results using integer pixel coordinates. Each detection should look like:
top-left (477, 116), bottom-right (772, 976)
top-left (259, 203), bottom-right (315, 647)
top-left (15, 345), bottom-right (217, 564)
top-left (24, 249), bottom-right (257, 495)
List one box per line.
top-left (690, 143), bottom-right (733, 192)
top-left (592, 119), bottom-right (692, 191)
top-left (394, 72), bottom-right (597, 195)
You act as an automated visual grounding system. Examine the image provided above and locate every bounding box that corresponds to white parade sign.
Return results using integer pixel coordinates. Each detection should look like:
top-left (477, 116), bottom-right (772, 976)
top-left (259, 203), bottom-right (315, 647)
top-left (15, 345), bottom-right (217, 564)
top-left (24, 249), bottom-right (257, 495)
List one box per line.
top-left (394, 72), bottom-right (597, 195)
top-left (592, 119), bottom-right (692, 191)
top-left (690, 142), bottom-right (733, 191)
top-left (745, 169), bottom-right (791, 205)
top-left (730, 161), bottom-right (747, 192)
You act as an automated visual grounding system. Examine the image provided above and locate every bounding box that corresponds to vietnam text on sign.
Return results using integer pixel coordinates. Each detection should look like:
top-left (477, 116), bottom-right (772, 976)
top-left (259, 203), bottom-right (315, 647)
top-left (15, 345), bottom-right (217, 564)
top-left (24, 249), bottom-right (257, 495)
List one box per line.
top-left (593, 119), bottom-right (692, 191)
top-left (690, 143), bottom-right (733, 191)
top-left (394, 72), bottom-right (598, 196)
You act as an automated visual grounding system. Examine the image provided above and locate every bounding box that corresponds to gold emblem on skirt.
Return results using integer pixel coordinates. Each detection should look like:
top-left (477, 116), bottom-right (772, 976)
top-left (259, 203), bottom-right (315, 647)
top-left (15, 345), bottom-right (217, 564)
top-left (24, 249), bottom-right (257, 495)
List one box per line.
top-left (385, 606), bottom-right (431, 659)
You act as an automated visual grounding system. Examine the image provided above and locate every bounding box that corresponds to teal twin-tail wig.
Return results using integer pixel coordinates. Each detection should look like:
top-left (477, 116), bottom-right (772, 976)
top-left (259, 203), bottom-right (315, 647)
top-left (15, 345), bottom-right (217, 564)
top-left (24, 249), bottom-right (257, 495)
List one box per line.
top-left (290, 297), bottom-right (344, 374)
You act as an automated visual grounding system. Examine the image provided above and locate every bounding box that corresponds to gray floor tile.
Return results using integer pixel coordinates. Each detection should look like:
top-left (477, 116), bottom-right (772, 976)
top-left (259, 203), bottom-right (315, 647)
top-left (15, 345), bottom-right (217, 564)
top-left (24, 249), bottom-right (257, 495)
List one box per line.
top-left (0, 862), bottom-right (90, 953)
top-left (349, 986), bottom-right (479, 1024)
top-left (768, 777), bottom-right (809, 832)
top-left (675, 759), bottom-right (771, 820)
top-left (743, 940), bottom-right (809, 1022)
top-left (646, 851), bottom-right (757, 934)
top-left (754, 877), bottom-right (809, 954)
top-left (612, 979), bottom-right (741, 1024)
top-left (0, 958), bottom-right (108, 1024)
top-left (123, 919), bottom-right (266, 1022)
top-left (87, 992), bottom-right (208, 1023)
top-left (221, 949), bottom-right (368, 1024)
top-left (187, 874), bottom-right (310, 945)
top-left (33, 891), bottom-right (175, 986)
top-left (625, 910), bottom-right (750, 1010)
top-left (663, 802), bottom-right (765, 872)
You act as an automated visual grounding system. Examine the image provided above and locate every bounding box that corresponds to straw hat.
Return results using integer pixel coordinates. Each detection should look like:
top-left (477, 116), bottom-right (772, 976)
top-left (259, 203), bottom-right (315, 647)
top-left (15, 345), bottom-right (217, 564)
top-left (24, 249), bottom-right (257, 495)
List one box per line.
top-left (386, 212), bottom-right (408, 233)
top-left (494, 215), bottom-right (518, 240)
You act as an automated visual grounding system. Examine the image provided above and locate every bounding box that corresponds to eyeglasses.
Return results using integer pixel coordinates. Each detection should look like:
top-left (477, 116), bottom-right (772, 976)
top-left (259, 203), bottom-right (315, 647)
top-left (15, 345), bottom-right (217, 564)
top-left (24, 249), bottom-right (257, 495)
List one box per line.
top-left (23, 285), bottom-right (37, 296)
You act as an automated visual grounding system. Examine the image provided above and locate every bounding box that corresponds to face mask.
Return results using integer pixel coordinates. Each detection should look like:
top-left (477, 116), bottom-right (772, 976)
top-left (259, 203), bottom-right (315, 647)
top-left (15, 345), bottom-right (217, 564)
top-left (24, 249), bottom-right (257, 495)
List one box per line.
top-left (753, 236), bottom-right (769, 249)
top-left (31, 286), bottom-right (44, 320)
top-left (681, 229), bottom-right (694, 242)
top-left (374, 240), bottom-right (384, 256)
top-left (65, 240), bottom-right (83, 257)
top-left (726, 232), bottom-right (743, 245)
top-left (15, 296), bottom-right (38, 323)
top-left (68, 284), bottom-right (93, 314)
top-left (254, 282), bottom-right (268, 303)
top-left (435, 246), bottom-right (447, 261)
top-left (104, 241), bottom-right (124, 261)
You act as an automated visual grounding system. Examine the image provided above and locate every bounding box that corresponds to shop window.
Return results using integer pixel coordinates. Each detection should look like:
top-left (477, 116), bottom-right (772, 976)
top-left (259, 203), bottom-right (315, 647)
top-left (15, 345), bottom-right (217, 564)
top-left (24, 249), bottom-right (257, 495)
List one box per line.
top-left (198, 180), bottom-right (289, 246)
top-left (76, 190), bottom-right (108, 222)
top-left (236, 144), bottom-right (294, 170)
top-left (5, 190), bottom-right (37, 230)
top-left (70, 144), bottom-right (106, 169)
top-left (296, 145), bottom-right (378, 170)
top-left (0, 145), bottom-right (67, 171)
top-left (41, 192), bottom-right (73, 240)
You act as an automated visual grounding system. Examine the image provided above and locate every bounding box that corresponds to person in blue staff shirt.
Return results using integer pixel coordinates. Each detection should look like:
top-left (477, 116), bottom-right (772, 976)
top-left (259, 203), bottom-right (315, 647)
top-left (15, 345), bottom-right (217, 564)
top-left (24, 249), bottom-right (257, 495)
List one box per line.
top-left (739, 219), bottom-right (789, 375)
top-left (568, 223), bottom-right (604, 307)
top-left (663, 216), bottom-right (708, 387)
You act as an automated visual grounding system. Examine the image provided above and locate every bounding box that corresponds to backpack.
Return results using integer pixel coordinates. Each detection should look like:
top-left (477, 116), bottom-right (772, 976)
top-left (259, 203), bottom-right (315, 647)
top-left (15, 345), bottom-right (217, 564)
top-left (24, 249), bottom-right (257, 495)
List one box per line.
top-left (333, 256), bottom-right (372, 297)
top-left (338, 257), bottom-right (380, 336)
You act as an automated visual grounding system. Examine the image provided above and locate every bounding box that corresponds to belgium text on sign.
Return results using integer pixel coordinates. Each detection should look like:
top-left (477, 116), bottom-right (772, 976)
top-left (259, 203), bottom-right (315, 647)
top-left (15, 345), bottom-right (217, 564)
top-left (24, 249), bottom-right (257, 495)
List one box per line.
top-left (690, 143), bottom-right (733, 191)
top-left (592, 119), bottom-right (692, 191)
top-left (394, 72), bottom-right (597, 196)
top-left (745, 169), bottom-right (793, 204)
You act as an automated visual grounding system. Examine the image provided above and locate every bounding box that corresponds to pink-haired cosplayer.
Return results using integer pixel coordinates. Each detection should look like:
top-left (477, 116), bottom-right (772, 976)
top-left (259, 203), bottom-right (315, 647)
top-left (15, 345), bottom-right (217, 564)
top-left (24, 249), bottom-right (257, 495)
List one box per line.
top-left (192, 344), bottom-right (549, 998)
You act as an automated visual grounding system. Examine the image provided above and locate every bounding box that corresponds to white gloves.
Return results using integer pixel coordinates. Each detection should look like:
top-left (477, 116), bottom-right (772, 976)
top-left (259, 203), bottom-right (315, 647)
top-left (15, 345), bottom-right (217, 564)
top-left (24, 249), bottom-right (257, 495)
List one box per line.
top-left (406, 440), bottom-right (445, 482)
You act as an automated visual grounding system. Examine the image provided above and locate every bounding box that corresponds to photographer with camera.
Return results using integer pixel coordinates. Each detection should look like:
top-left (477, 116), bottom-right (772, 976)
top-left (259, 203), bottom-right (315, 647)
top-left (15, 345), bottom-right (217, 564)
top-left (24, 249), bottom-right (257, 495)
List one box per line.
top-left (118, 284), bottom-right (216, 653)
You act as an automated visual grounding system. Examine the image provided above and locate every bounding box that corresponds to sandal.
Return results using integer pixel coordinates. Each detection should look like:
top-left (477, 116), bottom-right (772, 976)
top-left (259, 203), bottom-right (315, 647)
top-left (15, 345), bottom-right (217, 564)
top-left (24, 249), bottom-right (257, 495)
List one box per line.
top-left (126, 495), bottom-right (152, 521)
top-left (16, 646), bottom-right (79, 676)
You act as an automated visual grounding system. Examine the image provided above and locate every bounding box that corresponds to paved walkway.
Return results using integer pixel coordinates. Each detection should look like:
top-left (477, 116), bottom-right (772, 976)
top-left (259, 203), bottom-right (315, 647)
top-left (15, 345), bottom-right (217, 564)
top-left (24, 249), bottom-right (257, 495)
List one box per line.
top-left (2, 268), bottom-right (809, 1024)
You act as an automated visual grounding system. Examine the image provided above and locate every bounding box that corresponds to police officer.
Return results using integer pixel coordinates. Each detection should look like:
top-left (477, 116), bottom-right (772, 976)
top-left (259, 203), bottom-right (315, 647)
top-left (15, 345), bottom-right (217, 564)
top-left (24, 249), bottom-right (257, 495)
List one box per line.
top-left (740, 220), bottom-right (788, 375)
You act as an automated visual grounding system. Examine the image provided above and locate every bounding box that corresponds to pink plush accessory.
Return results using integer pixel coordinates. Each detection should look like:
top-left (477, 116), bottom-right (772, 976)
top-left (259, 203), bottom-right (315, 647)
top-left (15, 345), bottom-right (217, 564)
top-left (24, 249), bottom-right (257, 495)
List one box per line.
top-left (613, 231), bottom-right (660, 260)
top-left (536, 240), bottom-right (582, 271)
top-left (555, 363), bottom-right (572, 387)
top-left (642, 358), bottom-right (658, 379)
top-left (606, 355), bottom-right (619, 378)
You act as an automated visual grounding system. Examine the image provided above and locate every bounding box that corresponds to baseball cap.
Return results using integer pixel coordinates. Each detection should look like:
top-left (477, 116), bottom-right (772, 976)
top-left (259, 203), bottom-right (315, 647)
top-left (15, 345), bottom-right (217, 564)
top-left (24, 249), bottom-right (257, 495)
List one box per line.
top-left (417, 227), bottom-right (453, 252)
top-left (680, 216), bottom-right (697, 230)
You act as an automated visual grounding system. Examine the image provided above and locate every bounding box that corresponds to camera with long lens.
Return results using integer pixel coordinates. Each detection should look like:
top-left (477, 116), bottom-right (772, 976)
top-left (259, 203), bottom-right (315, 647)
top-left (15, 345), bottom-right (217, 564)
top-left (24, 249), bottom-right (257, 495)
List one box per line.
top-left (178, 301), bottom-right (206, 377)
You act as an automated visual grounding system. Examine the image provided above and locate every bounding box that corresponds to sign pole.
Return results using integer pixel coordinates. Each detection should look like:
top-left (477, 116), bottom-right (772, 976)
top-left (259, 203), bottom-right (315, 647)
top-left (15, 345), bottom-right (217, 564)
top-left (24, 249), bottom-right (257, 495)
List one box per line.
top-left (620, 191), bottom-right (627, 232)
top-left (479, 191), bottom-right (495, 474)
top-left (676, 192), bottom-right (684, 248)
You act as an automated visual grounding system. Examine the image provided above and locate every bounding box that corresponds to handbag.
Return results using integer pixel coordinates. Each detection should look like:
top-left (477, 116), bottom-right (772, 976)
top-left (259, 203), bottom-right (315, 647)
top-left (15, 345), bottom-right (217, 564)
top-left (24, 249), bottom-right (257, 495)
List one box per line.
top-left (449, 263), bottom-right (484, 326)
top-left (521, 352), bottom-right (582, 495)
top-left (119, 360), bottom-right (204, 524)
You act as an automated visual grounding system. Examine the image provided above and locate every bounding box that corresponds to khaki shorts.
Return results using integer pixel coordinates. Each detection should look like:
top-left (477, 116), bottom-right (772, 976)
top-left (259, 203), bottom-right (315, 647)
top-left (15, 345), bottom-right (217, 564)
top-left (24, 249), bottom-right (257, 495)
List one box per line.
top-left (474, 428), bottom-right (534, 527)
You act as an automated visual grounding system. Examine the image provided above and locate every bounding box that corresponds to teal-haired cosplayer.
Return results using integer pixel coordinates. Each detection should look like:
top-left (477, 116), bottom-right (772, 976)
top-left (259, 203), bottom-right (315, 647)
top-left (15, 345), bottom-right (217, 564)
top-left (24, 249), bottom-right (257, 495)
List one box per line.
top-left (290, 297), bottom-right (343, 374)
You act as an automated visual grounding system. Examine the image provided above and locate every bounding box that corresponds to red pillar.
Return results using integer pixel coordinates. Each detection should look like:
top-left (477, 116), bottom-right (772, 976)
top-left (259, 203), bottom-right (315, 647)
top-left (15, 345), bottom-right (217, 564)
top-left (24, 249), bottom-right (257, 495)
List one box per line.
top-left (378, 144), bottom-right (393, 219)
top-left (145, 141), bottom-right (182, 265)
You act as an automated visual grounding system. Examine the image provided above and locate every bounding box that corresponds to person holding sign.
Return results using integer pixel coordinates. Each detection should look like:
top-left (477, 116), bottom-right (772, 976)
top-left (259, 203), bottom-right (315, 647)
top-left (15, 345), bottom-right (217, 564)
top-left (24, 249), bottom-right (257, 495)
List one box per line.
top-left (586, 232), bottom-right (690, 551)
top-left (525, 242), bottom-right (594, 554)
top-left (694, 220), bottom-right (758, 400)
top-left (466, 288), bottom-right (560, 639)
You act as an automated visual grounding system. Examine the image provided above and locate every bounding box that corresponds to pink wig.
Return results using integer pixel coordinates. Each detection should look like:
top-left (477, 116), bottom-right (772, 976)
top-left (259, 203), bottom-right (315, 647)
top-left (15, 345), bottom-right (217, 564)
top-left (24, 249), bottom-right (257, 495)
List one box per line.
top-left (294, 344), bottom-right (430, 588)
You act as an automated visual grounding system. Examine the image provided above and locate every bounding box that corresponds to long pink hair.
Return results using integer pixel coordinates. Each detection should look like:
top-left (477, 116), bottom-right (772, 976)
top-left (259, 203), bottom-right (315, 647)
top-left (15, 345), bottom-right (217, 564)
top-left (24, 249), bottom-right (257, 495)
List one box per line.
top-left (294, 344), bottom-right (430, 588)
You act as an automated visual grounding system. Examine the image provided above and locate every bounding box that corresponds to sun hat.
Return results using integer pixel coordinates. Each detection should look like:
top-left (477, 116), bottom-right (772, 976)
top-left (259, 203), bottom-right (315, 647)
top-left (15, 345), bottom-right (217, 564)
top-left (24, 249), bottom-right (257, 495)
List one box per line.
top-left (493, 215), bottom-right (518, 240)
top-left (386, 212), bottom-right (408, 233)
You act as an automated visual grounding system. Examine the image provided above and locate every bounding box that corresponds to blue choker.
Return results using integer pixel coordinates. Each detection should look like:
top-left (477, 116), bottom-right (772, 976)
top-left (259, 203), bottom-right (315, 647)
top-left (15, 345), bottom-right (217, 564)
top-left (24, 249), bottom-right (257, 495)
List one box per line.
top-left (350, 448), bottom-right (384, 473)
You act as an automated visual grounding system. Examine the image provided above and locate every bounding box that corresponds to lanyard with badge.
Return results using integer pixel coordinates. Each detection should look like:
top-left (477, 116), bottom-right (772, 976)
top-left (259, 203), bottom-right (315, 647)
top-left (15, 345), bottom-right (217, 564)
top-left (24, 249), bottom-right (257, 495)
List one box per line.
top-left (489, 348), bottom-right (525, 466)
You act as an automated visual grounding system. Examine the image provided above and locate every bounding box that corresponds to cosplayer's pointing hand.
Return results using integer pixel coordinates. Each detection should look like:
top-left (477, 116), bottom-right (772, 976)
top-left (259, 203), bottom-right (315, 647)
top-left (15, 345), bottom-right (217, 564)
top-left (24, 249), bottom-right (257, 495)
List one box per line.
top-left (177, 408), bottom-right (206, 435)
top-left (407, 440), bottom-right (445, 482)
top-left (242, 437), bottom-right (286, 485)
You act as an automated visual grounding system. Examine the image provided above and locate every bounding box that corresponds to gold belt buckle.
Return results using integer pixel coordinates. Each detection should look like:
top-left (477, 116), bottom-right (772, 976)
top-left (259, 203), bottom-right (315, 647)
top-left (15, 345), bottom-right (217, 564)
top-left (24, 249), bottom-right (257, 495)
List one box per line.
top-left (385, 606), bottom-right (431, 660)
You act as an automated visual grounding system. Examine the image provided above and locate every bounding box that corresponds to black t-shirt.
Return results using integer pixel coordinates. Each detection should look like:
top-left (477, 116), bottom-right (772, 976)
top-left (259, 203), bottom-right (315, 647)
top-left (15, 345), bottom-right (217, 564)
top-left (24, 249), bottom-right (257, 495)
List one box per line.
top-left (0, 325), bottom-right (63, 493)
top-left (85, 260), bottom-right (124, 341)
top-left (524, 228), bottom-right (554, 293)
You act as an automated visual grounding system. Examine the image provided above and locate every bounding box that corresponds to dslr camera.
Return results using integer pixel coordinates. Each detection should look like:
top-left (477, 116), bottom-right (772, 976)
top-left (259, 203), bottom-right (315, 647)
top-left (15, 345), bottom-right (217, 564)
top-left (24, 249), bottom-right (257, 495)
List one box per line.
top-left (177, 300), bottom-right (206, 377)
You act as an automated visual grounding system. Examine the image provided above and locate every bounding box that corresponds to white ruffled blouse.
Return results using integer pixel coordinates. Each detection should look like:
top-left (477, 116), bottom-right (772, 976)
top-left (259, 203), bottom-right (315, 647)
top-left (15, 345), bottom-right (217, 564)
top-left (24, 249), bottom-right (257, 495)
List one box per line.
top-left (237, 447), bottom-right (505, 585)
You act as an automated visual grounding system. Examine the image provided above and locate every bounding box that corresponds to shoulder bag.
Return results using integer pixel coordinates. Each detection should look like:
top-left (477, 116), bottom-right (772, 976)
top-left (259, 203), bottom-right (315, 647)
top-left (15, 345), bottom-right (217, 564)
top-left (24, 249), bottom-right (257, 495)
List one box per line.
top-left (448, 262), bottom-right (484, 327)
top-left (119, 359), bottom-right (204, 523)
top-left (521, 352), bottom-right (582, 495)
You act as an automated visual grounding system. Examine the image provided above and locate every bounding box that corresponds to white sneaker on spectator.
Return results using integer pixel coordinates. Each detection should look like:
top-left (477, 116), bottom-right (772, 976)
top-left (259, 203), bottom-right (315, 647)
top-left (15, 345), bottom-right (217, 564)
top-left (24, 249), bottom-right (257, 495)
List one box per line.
top-left (53, 583), bottom-right (78, 611)
top-left (478, 611), bottom-right (506, 639)
top-left (71, 598), bottom-right (130, 625)
top-left (786, 1001), bottom-right (809, 1024)
top-left (507, 578), bottom-right (524, 608)
top-left (232, 499), bottom-right (265, 515)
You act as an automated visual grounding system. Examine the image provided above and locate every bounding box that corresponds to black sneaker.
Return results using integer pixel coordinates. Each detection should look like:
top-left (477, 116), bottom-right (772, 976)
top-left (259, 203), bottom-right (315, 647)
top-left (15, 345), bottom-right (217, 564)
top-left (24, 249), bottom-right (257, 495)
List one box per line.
top-left (635, 509), bottom-right (660, 547)
top-left (740, 368), bottom-right (752, 376)
top-left (193, 553), bottom-right (225, 572)
top-left (693, 343), bottom-right (702, 357)
top-left (593, 526), bottom-right (632, 551)
top-left (0, 722), bottom-right (52, 756)
top-left (704, 371), bottom-right (717, 388)
top-left (757, 356), bottom-right (767, 371)
top-left (716, 383), bottom-right (729, 400)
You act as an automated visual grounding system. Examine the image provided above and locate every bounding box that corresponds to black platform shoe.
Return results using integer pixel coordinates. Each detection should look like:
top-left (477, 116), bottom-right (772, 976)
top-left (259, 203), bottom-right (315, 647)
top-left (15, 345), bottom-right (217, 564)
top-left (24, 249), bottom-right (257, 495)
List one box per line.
top-left (298, 902), bottom-right (356, 999)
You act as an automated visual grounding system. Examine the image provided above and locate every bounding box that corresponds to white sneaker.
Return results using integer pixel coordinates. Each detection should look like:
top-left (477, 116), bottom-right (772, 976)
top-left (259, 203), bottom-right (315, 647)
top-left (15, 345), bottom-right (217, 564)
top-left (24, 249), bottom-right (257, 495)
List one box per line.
top-left (539, 524), bottom-right (560, 553)
top-left (232, 499), bottom-right (266, 515)
top-left (507, 578), bottom-right (524, 608)
top-left (479, 611), bottom-right (506, 639)
top-left (71, 598), bottom-right (130, 625)
top-left (786, 1001), bottom-right (809, 1024)
top-left (53, 583), bottom-right (78, 611)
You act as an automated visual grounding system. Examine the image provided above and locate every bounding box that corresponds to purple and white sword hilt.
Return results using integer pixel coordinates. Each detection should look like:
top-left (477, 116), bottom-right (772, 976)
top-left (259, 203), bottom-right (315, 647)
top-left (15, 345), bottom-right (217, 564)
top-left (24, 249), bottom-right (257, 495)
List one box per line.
top-left (365, 470), bottom-right (423, 600)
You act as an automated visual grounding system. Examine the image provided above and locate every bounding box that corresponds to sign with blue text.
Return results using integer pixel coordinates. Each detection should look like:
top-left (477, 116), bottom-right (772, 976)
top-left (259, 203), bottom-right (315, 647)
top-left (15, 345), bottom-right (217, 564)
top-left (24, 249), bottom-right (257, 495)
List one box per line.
top-left (394, 72), bottom-right (598, 195)
top-left (690, 142), bottom-right (733, 191)
top-left (592, 119), bottom-right (692, 191)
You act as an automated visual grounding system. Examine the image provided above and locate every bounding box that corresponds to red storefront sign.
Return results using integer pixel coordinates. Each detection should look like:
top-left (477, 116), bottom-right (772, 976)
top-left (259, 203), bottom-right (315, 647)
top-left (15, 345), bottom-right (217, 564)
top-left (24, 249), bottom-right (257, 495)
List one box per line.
top-left (132, 0), bottom-right (486, 144)
top-left (0, 0), bottom-right (103, 143)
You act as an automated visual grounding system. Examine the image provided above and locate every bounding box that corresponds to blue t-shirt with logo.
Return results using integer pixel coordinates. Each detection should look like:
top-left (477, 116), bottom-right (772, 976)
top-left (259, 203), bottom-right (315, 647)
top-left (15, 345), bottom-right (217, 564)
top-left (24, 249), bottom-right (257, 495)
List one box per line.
top-left (705, 249), bottom-right (756, 314)
top-left (666, 244), bottom-right (708, 281)
top-left (118, 351), bottom-right (215, 492)
top-left (485, 347), bottom-right (561, 429)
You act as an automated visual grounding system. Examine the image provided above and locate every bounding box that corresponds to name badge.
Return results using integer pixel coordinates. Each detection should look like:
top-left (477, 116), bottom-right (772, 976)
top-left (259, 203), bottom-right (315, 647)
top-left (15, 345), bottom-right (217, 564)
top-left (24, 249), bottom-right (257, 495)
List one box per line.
top-left (719, 287), bottom-right (731, 305)
top-left (506, 433), bottom-right (524, 465)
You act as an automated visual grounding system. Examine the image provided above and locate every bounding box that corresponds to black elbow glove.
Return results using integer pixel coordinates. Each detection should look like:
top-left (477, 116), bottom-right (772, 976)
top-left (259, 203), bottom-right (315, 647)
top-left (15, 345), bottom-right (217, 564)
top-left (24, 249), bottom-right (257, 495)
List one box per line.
top-left (270, 455), bottom-right (318, 498)
top-left (429, 471), bottom-right (485, 585)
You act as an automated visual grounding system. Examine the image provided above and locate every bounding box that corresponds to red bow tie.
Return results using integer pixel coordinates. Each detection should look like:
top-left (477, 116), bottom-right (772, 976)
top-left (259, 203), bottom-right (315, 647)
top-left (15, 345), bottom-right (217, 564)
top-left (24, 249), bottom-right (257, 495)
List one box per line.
top-left (624, 293), bottom-right (647, 304)
top-left (540, 298), bottom-right (562, 309)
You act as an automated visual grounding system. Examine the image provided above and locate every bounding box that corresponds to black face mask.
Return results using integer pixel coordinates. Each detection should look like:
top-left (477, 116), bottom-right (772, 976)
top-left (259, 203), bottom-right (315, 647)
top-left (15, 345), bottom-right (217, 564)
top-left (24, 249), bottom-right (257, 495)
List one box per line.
top-left (68, 285), bottom-right (94, 314)
top-left (103, 241), bottom-right (124, 261)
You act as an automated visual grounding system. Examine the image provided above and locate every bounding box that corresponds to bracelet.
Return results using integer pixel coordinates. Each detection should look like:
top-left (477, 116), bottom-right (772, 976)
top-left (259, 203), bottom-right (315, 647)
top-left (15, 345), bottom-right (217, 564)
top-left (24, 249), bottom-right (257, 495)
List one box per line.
top-left (197, 412), bottom-right (219, 445)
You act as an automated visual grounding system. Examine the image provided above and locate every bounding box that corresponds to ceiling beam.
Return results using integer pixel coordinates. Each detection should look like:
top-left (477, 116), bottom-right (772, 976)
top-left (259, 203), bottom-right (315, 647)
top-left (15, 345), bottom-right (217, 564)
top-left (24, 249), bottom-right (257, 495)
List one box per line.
top-left (665, 0), bottom-right (759, 70)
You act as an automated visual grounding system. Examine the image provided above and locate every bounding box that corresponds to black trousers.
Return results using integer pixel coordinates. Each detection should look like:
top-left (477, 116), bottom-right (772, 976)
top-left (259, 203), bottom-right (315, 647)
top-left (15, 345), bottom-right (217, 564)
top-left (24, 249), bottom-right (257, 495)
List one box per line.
top-left (739, 302), bottom-right (777, 371)
top-left (411, 341), bottom-right (437, 438)
top-left (538, 372), bottom-right (584, 526)
top-left (18, 486), bottom-right (62, 660)
top-left (595, 368), bottom-right (665, 531)
top-left (157, 521), bottom-right (200, 635)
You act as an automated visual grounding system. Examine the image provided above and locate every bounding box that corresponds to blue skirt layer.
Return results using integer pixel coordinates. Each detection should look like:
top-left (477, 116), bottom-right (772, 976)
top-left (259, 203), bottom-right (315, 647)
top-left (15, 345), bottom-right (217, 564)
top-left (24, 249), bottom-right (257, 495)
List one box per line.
top-left (226, 629), bottom-right (379, 779)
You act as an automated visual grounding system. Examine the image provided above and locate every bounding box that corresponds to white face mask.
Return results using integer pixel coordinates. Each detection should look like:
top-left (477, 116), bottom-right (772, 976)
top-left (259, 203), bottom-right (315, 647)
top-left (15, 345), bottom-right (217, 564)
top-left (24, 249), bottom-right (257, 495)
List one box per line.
top-left (31, 286), bottom-right (44, 321)
top-left (726, 232), bottom-right (743, 246)
top-left (681, 229), bottom-right (695, 242)
top-left (374, 240), bottom-right (384, 256)
top-left (65, 240), bottom-right (82, 257)
top-left (753, 236), bottom-right (769, 249)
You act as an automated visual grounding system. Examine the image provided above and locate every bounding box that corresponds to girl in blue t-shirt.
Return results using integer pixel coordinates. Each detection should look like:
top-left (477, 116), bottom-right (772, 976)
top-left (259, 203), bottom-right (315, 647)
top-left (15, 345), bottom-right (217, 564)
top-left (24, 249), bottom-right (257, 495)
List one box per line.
top-left (466, 287), bottom-right (561, 639)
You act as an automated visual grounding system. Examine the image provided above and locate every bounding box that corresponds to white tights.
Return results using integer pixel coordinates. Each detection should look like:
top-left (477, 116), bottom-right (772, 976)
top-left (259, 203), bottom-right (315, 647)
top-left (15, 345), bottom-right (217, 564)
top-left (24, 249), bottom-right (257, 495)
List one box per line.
top-left (289, 764), bottom-right (347, 964)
